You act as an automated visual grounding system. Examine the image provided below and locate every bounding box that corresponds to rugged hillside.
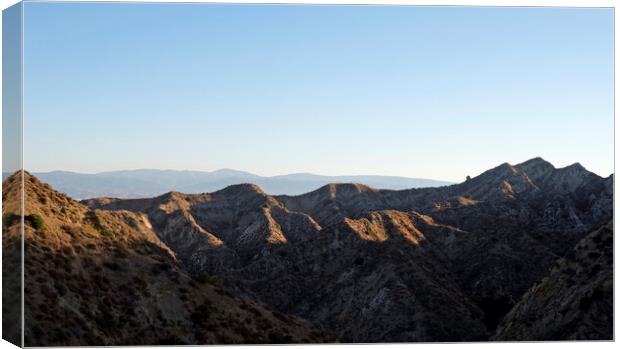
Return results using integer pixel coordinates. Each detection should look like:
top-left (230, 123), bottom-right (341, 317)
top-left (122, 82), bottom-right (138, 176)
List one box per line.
top-left (277, 158), bottom-right (612, 233)
top-left (15, 157), bottom-right (612, 343)
top-left (82, 157), bottom-right (614, 342)
top-left (274, 183), bottom-right (384, 226)
top-left (87, 185), bottom-right (493, 342)
top-left (85, 183), bottom-right (322, 274)
top-left (2, 173), bottom-right (22, 347)
top-left (2, 172), bottom-right (331, 346)
top-left (224, 210), bottom-right (489, 342)
top-left (494, 221), bottom-right (613, 341)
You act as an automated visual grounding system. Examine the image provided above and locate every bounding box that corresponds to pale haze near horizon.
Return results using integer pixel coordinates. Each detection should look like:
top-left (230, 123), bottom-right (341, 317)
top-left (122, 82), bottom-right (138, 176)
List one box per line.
top-left (21, 3), bottom-right (613, 182)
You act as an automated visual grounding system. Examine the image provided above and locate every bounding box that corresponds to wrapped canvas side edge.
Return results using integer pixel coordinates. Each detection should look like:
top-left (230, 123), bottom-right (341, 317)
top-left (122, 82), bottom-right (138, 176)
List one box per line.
top-left (2, 1), bottom-right (24, 347)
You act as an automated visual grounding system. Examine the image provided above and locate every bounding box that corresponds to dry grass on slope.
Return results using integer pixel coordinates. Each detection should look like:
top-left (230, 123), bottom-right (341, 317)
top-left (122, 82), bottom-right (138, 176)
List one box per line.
top-left (2, 172), bottom-right (332, 346)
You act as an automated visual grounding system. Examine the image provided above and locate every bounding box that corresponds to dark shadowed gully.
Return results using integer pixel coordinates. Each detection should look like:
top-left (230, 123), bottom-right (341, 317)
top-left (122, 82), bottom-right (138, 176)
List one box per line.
top-left (3, 157), bottom-right (613, 344)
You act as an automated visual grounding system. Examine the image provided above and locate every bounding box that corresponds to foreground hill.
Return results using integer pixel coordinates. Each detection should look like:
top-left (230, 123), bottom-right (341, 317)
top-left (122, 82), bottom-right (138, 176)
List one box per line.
top-left (494, 220), bottom-right (613, 340)
top-left (84, 157), bottom-right (613, 342)
top-left (2, 172), bottom-right (331, 346)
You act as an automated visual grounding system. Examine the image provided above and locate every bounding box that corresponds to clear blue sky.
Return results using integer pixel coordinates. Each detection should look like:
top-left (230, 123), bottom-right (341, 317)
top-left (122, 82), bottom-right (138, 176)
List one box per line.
top-left (22, 3), bottom-right (613, 182)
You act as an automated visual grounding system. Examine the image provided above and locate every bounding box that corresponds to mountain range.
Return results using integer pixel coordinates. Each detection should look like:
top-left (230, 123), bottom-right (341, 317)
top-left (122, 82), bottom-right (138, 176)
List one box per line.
top-left (0, 169), bottom-right (453, 199)
top-left (2, 157), bottom-right (613, 345)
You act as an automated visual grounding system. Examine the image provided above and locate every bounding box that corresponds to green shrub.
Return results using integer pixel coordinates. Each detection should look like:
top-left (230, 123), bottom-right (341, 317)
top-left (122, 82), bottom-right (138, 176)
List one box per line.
top-left (85, 211), bottom-right (116, 239)
top-left (85, 211), bottom-right (103, 228)
top-left (101, 229), bottom-right (116, 240)
top-left (2, 212), bottom-right (19, 228)
top-left (25, 214), bottom-right (45, 231)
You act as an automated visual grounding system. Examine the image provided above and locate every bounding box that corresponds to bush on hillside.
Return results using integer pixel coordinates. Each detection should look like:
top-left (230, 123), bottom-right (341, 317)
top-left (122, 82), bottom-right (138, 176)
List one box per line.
top-left (2, 212), bottom-right (19, 228)
top-left (25, 214), bottom-right (45, 231)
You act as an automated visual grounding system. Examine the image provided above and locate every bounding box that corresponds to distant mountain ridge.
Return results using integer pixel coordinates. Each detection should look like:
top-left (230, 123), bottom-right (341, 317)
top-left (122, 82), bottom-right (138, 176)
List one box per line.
top-left (2, 169), bottom-right (453, 199)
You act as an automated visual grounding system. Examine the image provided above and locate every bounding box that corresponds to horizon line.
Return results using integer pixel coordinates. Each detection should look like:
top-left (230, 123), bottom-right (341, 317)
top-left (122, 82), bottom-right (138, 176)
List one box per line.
top-left (11, 168), bottom-right (457, 183)
top-left (6, 156), bottom-right (615, 184)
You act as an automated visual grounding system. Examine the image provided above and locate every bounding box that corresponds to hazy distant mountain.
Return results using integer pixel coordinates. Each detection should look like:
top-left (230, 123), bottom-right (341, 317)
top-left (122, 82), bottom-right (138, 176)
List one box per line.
top-left (13, 169), bottom-right (453, 199)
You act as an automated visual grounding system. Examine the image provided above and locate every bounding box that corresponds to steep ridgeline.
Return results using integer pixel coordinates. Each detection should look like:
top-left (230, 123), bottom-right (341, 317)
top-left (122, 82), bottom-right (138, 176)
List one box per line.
top-left (2, 172), bottom-right (331, 346)
top-left (84, 157), bottom-right (613, 342)
top-left (83, 184), bottom-right (322, 274)
top-left (277, 158), bottom-right (612, 235)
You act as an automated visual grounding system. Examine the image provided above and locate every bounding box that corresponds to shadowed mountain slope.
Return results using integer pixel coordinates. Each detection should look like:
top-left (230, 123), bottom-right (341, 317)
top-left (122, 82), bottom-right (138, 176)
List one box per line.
top-left (2, 172), bottom-right (331, 346)
top-left (82, 157), bottom-right (613, 342)
top-left (494, 220), bottom-right (613, 340)
top-left (84, 183), bottom-right (322, 274)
